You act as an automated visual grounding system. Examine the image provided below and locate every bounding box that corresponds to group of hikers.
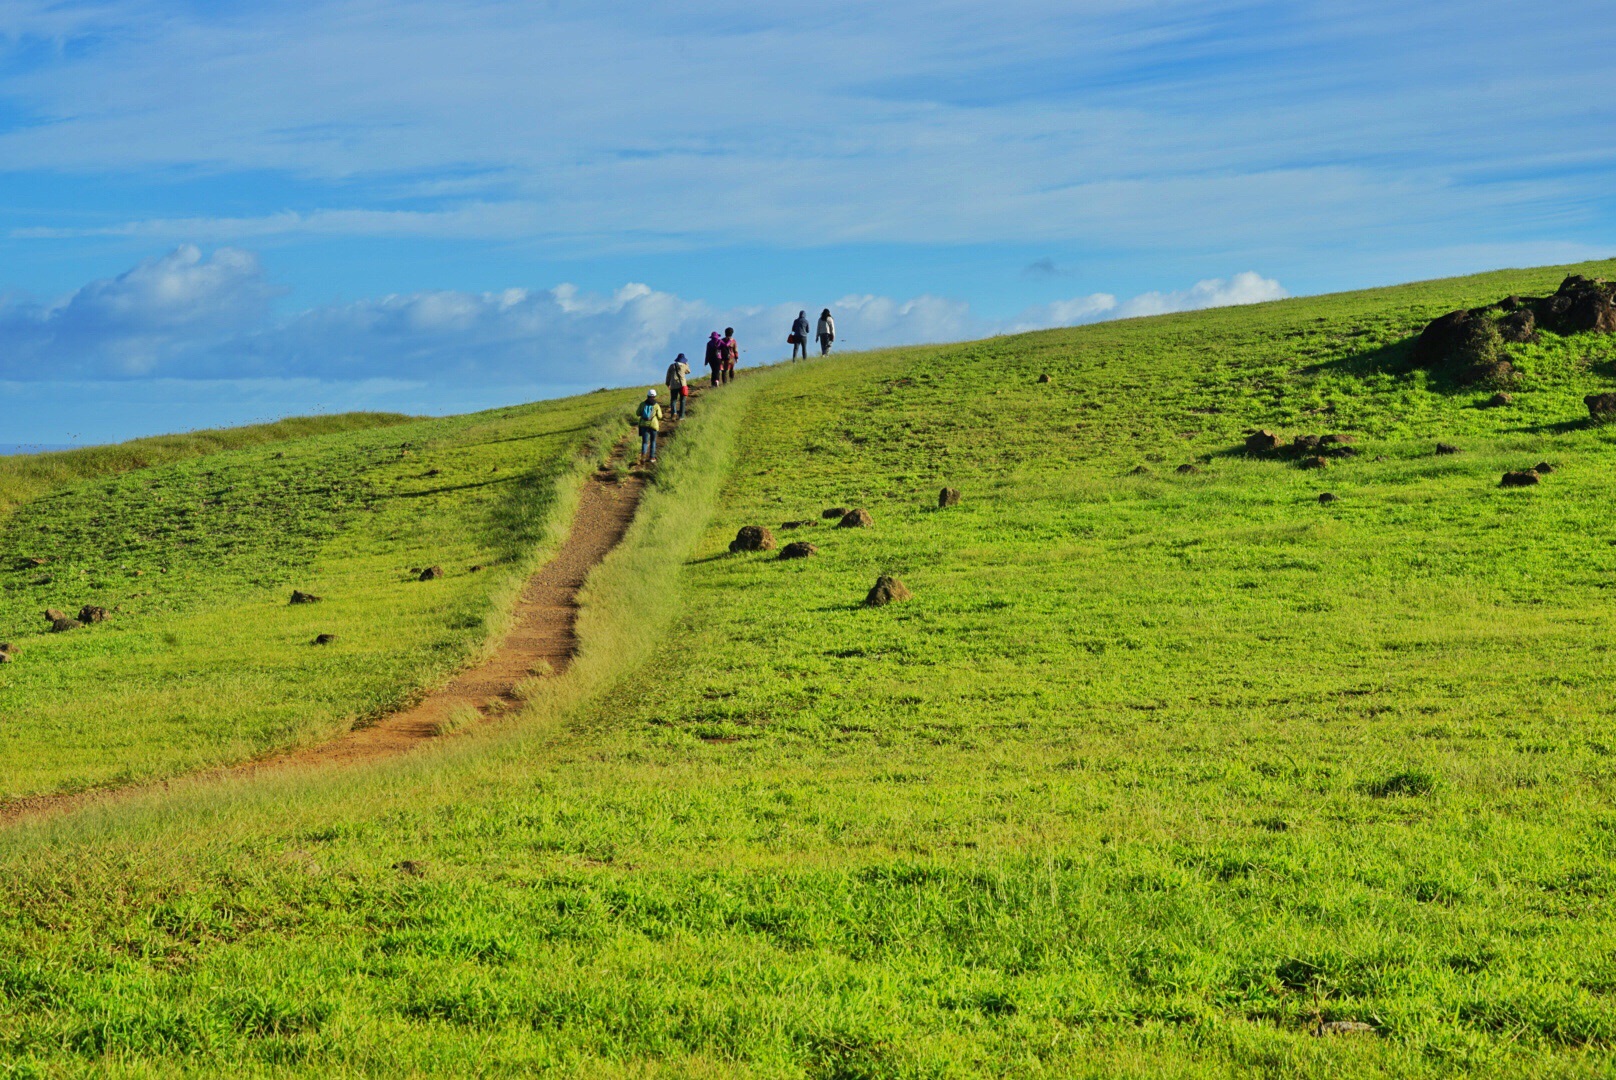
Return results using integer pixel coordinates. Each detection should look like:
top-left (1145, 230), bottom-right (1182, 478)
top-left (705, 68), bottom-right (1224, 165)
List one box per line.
top-left (633, 308), bottom-right (838, 463)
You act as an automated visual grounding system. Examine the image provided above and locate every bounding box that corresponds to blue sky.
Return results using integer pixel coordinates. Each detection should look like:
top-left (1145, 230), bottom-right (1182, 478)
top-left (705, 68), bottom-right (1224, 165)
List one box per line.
top-left (1, 0), bottom-right (1613, 442)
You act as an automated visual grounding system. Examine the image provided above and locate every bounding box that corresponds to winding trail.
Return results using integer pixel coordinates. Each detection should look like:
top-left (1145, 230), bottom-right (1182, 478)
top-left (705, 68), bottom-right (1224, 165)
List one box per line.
top-left (0, 389), bottom-right (700, 826)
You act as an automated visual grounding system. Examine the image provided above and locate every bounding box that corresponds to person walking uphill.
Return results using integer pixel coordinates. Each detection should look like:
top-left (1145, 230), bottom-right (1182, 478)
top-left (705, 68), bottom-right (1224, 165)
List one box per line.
top-left (816, 308), bottom-right (835, 356)
top-left (790, 311), bottom-right (812, 360)
top-left (704, 332), bottom-right (725, 388)
top-left (720, 327), bottom-right (739, 385)
top-left (664, 353), bottom-right (691, 418)
top-left (634, 389), bottom-right (663, 464)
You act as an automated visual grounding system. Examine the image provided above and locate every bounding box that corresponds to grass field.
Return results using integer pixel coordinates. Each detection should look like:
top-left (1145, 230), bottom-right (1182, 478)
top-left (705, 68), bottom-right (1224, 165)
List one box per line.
top-left (0, 392), bottom-right (631, 797)
top-left (3, 261), bottom-right (1616, 1077)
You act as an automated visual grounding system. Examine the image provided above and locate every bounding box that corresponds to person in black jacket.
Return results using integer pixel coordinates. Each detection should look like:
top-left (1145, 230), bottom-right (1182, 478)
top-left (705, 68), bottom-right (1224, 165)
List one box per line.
top-left (704, 332), bottom-right (725, 388)
top-left (789, 311), bottom-right (812, 360)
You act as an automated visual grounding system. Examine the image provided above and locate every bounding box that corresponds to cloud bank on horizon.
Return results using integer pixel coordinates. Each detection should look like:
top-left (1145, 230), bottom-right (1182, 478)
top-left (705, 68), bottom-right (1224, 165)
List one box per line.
top-left (0, 244), bottom-right (1283, 387)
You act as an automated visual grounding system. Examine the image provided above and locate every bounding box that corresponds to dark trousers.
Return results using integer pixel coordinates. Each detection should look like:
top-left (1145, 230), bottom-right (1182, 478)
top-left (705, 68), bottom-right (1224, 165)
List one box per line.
top-left (792, 340), bottom-right (808, 359)
top-left (818, 336), bottom-right (832, 355)
top-left (670, 390), bottom-right (686, 417)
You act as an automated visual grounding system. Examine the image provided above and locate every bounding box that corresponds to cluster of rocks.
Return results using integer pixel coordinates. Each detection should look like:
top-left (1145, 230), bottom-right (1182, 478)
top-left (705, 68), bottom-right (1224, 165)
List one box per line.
top-left (1244, 430), bottom-right (1359, 469)
top-left (726, 488), bottom-right (960, 605)
top-left (40, 605), bottom-right (106, 633)
top-left (1500, 461), bottom-right (1556, 488)
top-left (1412, 274), bottom-right (1616, 387)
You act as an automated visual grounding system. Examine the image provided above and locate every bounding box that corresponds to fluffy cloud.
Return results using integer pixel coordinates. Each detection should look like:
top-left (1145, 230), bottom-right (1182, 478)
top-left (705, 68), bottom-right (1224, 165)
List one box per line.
top-left (0, 248), bottom-right (1285, 393)
top-left (1, 245), bottom-right (281, 377)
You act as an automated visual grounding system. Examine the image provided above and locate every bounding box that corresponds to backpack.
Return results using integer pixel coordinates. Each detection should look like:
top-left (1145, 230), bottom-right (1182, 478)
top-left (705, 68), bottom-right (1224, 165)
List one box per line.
top-left (637, 401), bottom-right (657, 424)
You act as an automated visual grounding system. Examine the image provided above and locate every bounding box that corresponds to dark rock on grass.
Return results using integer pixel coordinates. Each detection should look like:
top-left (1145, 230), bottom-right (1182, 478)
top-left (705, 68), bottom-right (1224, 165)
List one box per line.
top-left (0, 642), bottom-right (15, 656)
top-left (1127, 465), bottom-right (1152, 476)
top-left (1486, 392), bottom-right (1514, 407)
top-left (1586, 393), bottom-right (1616, 422)
top-left (1175, 464), bottom-right (1199, 475)
top-left (1245, 430), bottom-right (1281, 454)
top-left (778, 541), bottom-right (818, 560)
top-left (49, 618), bottom-right (81, 633)
top-left (729, 525), bottom-right (777, 553)
top-left (1299, 456), bottom-right (1329, 470)
top-left (392, 860), bottom-right (426, 877)
top-left (779, 519), bottom-right (817, 530)
top-left (938, 487), bottom-right (962, 507)
top-left (42, 608), bottom-right (67, 623)
top-left (468, 564), bottom-right (484, 573)
top-left (1499, 309), bottom-right (1538, 343)
top-left (418, 566), bottom-right (445, 581)
top-left (1037, 373), bottom-right (1053, 383)
top-left (289, 590), bottom-right (322, 605)
top-left (1292, 434), bottom-right (1321, 453)
top-left (1313, 1021), bottom-right (1376, 1037)
top-left (1318, 492), bottom-right (1338, 504)
top-left (1500, 471), bottom-right (1540, 488)
top-left (1533, 461), bottom-right (1556, 474)
top-left (821, 507), bottom-right (850, 519)
top-left (1467, 359), bottom-right (1515, 386)
top-left (0, 652), bottom-right (11, 664)
top-left (77, 605), bottom-right (107, 624)
top-left (837, 508), bottom-right (874, 528)
top-left (1319, 433), bottom-right (1356, 445)
top-left (864, 575), bottom-right (912, 607)
top-left (1435, 442), bottom-right (1461, 455)
top-left (1324, 444), bottom-right (1359, 458)
top-left (312, 633), bottom-right (336, 646)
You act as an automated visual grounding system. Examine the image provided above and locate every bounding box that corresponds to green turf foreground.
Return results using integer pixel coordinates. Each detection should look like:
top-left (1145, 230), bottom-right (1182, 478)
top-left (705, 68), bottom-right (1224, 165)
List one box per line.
top-left (4, 262), bottom-right (1616, 1077)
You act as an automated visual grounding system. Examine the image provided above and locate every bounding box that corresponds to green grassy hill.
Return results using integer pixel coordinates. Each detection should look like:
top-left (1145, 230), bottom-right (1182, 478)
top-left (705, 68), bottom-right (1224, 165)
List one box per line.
top-left (3, 260), bottom-right (1616, 1077)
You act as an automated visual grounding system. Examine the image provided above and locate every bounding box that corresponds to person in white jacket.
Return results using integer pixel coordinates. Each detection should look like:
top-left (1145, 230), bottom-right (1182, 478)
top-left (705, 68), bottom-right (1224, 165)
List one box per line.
top-left (816, 309), bottom-right (835, 356)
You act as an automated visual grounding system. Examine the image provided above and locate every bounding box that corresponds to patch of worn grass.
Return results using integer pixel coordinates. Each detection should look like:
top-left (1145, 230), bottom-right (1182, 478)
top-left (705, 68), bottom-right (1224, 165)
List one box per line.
top-left (4, 261), bottom-right (1616, 1076)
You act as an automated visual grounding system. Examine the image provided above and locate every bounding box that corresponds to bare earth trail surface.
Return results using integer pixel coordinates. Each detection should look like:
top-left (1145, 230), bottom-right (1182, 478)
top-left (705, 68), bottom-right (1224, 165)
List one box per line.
top-left (0, 394), bottom-right (698, 825)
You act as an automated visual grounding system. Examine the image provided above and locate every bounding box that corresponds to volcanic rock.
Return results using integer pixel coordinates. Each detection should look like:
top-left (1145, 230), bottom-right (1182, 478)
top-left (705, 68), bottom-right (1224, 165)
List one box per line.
top-left (1486, 392), bottom-right (1514, 407)
top-left (1500, 471), bottom-right (1540, 488)
top-left (778, 541), bottom-right (818, 559)
top-left (837, 509), bottom-right (874, 528)
top-left (1037, 373), bottom-right (1053, 383)
top-left (779, 520), bottom-right (815, 530)
top-left (42, 609), bottom-right (67, 623)
top-left (1435, 442), bottom-right (1461, 455)
top-left (1499, 309), bottom-right (1538, 343)
top-left (821, 507), bottom-right (850, 519)
top-left (1313, 1021), bottom-right (1375, 1037)
top-left (1586, 393), bottom-right (1616, 421)
top-left (1533, 461), bottom-right (1556, 474)
top-left (1292, 434), bottom-right (1321, 453)
top-left (1319, 433), bottom-right (1356, 445)
top-left (49, 618), bottom-right (80, 633)
top-left (864, 575), bottom-right (912, 607)
top-left (77, 605), bottom-right (107, 624)
top-left (1174, 464), bottom-right (1199, 474)
top-left (1128, 465), bottom-right (1151, 476)
top-left (938, 487), bottom-right (962, 507)
top-left (1299, 455), bottom-right (1329, 470)
top-left (729, 525), bottom-right (777, 552)
top-left (289, 590), bottom-right (322, 605)
top-left (418, 566), bottom-right (445, 580)
top-left (1245, 430), bottom-right (1282, 454)
top-left (312, 633), bottom-right (336, 646)
top-left (1318, 493), bottom-right (1338, 504)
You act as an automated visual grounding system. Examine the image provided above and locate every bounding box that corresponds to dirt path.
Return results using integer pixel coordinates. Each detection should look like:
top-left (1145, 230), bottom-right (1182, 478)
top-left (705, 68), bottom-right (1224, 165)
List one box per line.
top-left (0, 391), bottom-right (699, 826)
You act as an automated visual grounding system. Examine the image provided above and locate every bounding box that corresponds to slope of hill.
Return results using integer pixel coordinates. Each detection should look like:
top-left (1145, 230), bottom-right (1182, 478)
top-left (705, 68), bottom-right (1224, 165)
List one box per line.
top-left (0, 393), bottom-right (631, 797)
top-left (2, 261), bottom-right (1616, 1077)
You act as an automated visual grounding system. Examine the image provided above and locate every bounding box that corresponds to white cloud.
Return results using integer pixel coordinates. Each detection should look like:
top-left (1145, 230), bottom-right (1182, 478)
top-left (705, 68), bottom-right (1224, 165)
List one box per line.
top-left (0, 245), bottom-right (281, 376)
top-left (0, 248), bottom-right (1286, 396)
